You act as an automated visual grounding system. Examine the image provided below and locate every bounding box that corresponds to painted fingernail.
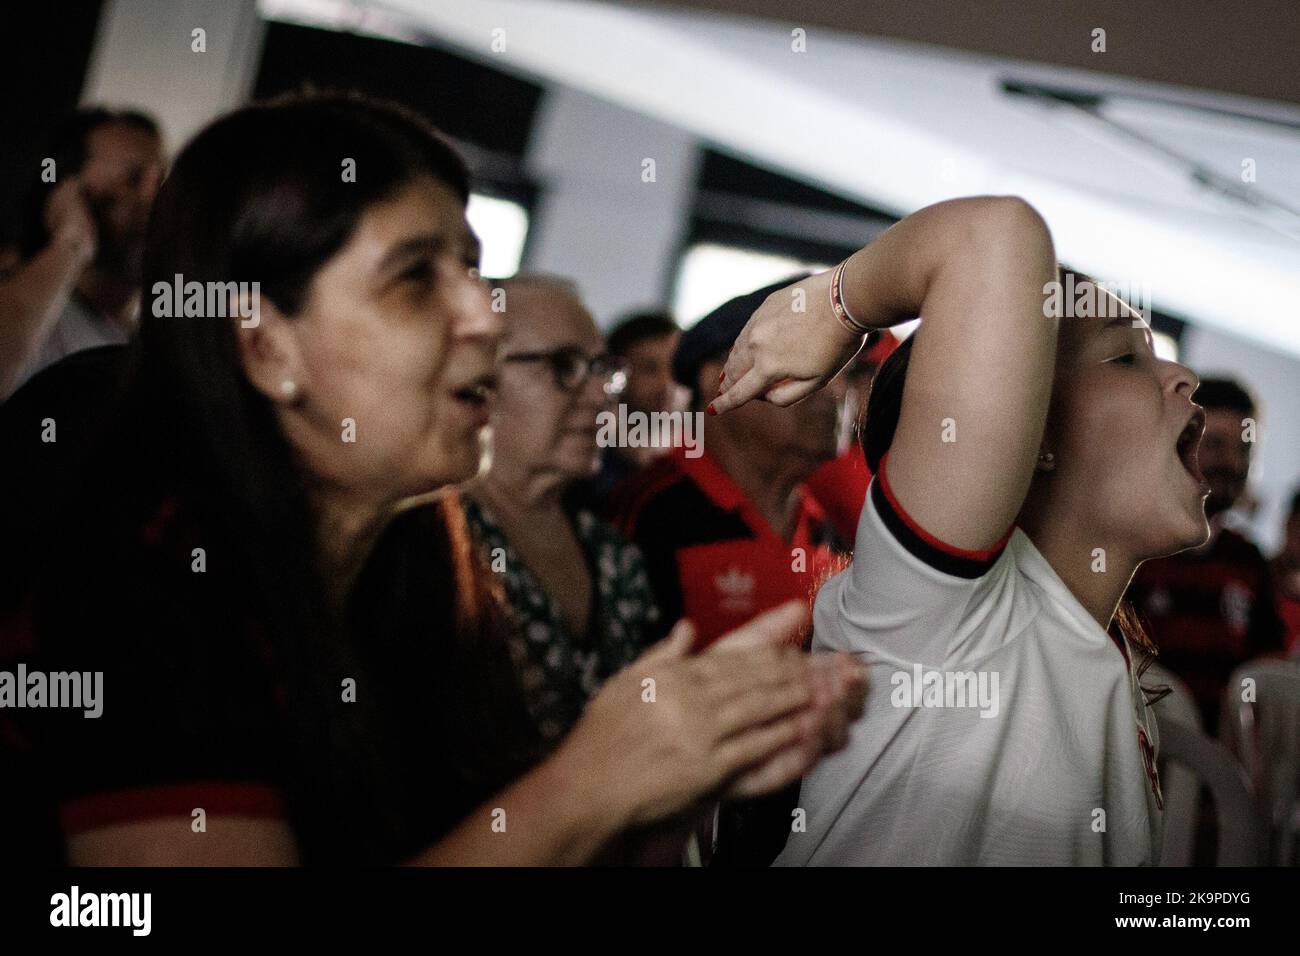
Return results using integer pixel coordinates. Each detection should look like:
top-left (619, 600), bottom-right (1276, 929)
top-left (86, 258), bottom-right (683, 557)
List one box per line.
top-left (706, 403), bottom-right (717, 416)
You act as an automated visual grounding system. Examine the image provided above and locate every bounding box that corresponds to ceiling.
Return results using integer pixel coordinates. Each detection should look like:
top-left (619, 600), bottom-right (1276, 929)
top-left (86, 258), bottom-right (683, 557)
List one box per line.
top-left (634, 0), bottom-right (1300, 107)
top-left (266, 0), bottom-right (1300, 356)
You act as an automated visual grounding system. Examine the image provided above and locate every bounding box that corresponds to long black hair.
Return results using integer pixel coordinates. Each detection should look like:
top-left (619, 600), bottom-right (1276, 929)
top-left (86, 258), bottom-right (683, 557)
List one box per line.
top-left (66, 92), bottom-right (532, 861)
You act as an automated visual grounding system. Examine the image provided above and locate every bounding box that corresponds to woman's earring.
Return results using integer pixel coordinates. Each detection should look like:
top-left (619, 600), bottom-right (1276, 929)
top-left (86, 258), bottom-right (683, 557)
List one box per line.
top-left (279, 379), bottom-right (299, 401)
top-left (1038, 450), bottom-right (1055, 470)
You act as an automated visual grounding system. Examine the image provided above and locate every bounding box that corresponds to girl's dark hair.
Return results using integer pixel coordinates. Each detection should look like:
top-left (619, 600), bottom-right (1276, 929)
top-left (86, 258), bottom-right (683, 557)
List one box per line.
top-left (75, 92), bottom-right (528, 861)
top-left (858, 329), bottom-right (1166, 701)
top-left (860, 332), bottom-right (914, 476)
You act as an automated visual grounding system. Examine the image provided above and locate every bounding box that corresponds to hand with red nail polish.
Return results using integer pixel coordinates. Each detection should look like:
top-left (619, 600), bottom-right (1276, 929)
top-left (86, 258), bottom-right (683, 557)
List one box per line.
top-left (711, 269), bottom-right (866, 416)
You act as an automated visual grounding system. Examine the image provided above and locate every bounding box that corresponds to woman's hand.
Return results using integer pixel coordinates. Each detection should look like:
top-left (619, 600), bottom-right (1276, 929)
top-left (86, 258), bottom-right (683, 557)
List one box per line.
top-left (412, 602), bottom-right (866, 866)
top-left (723, 649), bottom-right (867, 799)
top-left (557, 601), bottom-right (868, 830)
top-left (710, 269), bottom-right (867, 413)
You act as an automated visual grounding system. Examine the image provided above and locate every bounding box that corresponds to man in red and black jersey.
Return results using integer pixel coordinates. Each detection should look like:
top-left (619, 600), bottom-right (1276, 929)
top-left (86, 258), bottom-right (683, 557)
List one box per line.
top-left (608, 278), bottom-right (848, 866)
top-left (804, 329), bottom-right (899, 545)
top-left (1129, 378), bottom-right (1285, 733)
top-left (609, 278), bottom-right (848, 651)
top-left (1271, 486), bottom-right (1300, 654)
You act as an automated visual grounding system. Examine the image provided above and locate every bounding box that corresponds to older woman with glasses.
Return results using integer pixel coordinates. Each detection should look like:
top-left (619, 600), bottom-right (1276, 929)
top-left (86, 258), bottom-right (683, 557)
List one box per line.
top-left (465, 275), bottom-right (656, 745)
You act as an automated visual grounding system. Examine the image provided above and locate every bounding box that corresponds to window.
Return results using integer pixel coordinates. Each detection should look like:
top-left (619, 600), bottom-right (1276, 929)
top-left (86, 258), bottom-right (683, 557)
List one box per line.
top-left (1152, 330), bottom-right (1178, 362)
top-left (672, 244), bottom-right (1182, 363)
top-left (466, 193), bottom-right (529, 279)
top-left (672, 243), bottom-right (832, 328)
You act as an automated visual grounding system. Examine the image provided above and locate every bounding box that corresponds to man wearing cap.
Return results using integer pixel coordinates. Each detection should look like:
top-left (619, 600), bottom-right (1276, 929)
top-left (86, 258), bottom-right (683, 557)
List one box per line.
top-left (804, 330), bottom-right (899, 546)
top-left (609, 277), bottom-right (848, 650)
top-left (607, 278), bottom-right (848, 866)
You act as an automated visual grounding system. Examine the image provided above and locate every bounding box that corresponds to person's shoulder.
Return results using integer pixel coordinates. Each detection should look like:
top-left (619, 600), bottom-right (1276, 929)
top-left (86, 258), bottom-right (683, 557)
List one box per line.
top-left (577, 508), bottom-right (650, 565)
top-left (1216, 526), bottom-right (1270, 566)
top-left (797, 484), bottom-right (851, 554)
top-left (29, 486), bottom-right (258, 647)
top-left (574, 509), bottom-right (660, 609)
top-left (576, 507), bottom-right (624, 545)
top-left (863, 468), bottom-right (1014, 582)
top-left (605, 455), bottom-right (692, 532)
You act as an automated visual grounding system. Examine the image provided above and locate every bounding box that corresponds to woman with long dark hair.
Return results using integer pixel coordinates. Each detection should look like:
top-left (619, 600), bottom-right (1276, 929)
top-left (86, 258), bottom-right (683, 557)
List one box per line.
top-left (710, 197), bottom-right (1207, 864)
top-left (1, 92), bottom-right (866, 865)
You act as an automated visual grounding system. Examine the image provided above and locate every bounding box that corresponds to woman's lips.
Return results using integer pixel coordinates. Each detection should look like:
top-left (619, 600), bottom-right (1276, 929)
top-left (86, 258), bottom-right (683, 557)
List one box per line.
top-left (449, 376), bottom-right (496, 426)
top-left (450, 375), bottom-right (496, 406)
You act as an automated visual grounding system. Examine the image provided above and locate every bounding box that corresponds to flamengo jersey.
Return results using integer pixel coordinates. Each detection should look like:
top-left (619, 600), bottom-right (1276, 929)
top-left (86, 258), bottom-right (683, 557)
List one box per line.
top-left (609, 446), bottom-right (845, 650)
top-left (776, 458), bottom-right (1163, 866)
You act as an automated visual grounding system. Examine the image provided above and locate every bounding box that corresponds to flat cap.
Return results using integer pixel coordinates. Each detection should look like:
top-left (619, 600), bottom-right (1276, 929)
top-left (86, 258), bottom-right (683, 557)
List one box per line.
top-left (672, 274), bottom-right (811, 388)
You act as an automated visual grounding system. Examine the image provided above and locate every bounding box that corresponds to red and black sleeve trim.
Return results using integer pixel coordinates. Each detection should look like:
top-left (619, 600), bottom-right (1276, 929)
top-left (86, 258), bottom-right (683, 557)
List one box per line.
top-left (60, 782), bottom-right (287, 835)
top-left (871, 454), bottom-right (1012, 579)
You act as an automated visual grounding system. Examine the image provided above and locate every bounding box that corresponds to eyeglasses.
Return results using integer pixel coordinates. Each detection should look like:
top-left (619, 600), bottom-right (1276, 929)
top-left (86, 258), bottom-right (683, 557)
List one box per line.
top-left (501, 347), bottom-right (629, 396)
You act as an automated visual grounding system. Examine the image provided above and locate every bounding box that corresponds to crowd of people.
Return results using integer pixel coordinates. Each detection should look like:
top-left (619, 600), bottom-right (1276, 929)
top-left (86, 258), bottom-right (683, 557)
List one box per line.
top-left (1, 92), bottom-right (1296, 866)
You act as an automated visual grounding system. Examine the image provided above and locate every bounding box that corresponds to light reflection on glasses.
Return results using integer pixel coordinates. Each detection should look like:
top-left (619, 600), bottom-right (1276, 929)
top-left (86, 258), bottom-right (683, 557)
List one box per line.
top-left (501, 348), bottom-right (629, 396)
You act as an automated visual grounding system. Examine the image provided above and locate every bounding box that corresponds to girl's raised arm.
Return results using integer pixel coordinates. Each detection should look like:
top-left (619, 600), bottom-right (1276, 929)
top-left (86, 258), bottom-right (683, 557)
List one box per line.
top-left (713, 196), bottom-right (1058, 551)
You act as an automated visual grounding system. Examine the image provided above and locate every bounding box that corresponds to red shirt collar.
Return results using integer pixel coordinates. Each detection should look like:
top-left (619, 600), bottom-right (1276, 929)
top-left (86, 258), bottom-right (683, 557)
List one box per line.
top-left (670, 446), bottom-right (828, 548)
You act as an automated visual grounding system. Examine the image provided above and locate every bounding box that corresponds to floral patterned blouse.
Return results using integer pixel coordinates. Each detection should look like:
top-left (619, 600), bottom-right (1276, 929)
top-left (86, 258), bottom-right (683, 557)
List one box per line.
top-left (464, 499), bottom-right (662, 746)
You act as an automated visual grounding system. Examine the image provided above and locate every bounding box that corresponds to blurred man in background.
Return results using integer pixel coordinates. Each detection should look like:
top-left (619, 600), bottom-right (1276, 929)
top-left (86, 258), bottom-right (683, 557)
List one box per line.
top-left (1129, 377), bottom-right (1286, 732)
top-left (608, 279), bottom-right (847, 867)
top-left (1270, 486), bottom-right (1300, 654)
top-left (805, 329), bottom-right (899, 545)
top-left (609, 279), bottom-right (845, 650)
top-left (0, 108), bottom-right (163, 399)
top-left (580, 310), bottom-right (683, 506)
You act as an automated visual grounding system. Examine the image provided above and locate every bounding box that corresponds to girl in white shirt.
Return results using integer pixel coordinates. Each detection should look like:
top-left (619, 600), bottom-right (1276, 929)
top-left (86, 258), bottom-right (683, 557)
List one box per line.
top-left (709, 196), bottom-right (1210, 865)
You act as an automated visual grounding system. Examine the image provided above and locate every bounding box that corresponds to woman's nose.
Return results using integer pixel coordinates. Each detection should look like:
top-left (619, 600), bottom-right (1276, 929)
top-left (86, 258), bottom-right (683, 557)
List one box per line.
top-left (453, 275), bottom-right (504, 343)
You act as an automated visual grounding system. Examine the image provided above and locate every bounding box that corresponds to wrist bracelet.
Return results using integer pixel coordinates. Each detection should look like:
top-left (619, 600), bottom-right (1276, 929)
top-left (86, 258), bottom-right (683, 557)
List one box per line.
top-left (829, 259), bottom-right (869, 337)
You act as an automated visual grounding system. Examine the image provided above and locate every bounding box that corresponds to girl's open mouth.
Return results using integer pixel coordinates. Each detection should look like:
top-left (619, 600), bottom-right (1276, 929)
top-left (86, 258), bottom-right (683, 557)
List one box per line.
top-left (1176, 408), bottom-right (1208, 489)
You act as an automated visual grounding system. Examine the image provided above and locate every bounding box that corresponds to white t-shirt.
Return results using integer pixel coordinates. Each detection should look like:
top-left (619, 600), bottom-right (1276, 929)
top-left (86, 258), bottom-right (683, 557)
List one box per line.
top-left (775, 463), bottom-right (1164, 866)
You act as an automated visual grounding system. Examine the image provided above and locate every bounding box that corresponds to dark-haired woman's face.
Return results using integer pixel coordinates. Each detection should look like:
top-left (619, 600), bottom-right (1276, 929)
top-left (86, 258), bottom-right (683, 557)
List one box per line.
top-left (1044, 313), bottom-right (1210, 562)
top-left (271, 176), bottom-right (501, 501)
